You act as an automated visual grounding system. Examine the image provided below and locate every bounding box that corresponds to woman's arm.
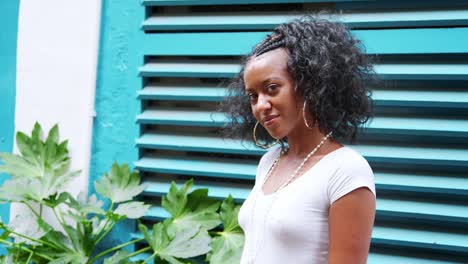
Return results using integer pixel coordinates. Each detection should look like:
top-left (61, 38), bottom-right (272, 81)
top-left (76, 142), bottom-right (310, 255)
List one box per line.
top-left (328, 187), bottom-right (376, 264)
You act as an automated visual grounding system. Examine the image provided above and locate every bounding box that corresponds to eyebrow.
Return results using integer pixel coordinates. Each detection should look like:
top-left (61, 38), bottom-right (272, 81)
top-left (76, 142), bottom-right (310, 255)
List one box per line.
top-left (245, 77), bottom-right (282, 92)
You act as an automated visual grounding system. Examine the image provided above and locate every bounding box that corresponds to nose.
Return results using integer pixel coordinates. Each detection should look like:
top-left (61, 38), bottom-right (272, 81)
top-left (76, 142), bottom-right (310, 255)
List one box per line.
top-left (257, 94), bottom-right (272, 112)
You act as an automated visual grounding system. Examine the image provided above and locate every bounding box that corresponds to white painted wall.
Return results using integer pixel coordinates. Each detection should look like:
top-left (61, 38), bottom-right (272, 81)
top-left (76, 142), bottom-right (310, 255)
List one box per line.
top-left (12, 0), bottom-right (102, 217)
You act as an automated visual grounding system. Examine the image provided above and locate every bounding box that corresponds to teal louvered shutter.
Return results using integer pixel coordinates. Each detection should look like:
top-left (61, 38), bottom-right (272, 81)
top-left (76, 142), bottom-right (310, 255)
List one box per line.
top-left (132, 1), bottom-right (468, 262)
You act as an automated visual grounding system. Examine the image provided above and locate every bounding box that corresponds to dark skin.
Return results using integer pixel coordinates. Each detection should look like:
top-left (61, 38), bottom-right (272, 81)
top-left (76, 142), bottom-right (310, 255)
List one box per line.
top-left (244, 48), bottom-right (375, 263)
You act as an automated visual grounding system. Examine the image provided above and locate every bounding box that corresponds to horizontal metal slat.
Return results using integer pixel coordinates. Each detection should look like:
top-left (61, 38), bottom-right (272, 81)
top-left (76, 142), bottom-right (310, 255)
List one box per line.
top-left (354, 145), bottom-right (467, 171)
top-left (366, 116), bottom-right (468, 139)
top-left (372, 226), bottom-right (468, 254)
top-left (139, 61), bottom-right (238, 78)
top-left (137, 132), bottom-right (261, 155)
top-left (141, 28), bottom-right (468, 55)
top-left (137, 84), bottom-right (224, 101)
top-left (140, 61), bottom-right (468, 80)
top-left (372, 89), bottom-right (468, 110)
top-left (135, 155), bottom-right (257, 179)
top-left (137, 86), bottom-right (468, 112)
top-left (142, 10), bottom-right (468, 31)
top-left (367, 253), bottom-right (460, 264)
top-left (136, 109), bottom-right (468, 140)
top-left (377, 198), bottom-right (468, 226)
top-left (376, 172), bottom-right (468, 198)
top-left (136, 109), bottom-right (225, 126)
top-left (143, 179), bottom-right (251, 201)
top-left (142, 0), bottom-right (361, 6)
top-left (136, 133), bottom-right (468, 170)
top-left (142, 32), bottom-right (266, 56)
top-left (374, 64), bottom-right (468, 81)
top-left (337, 0), bottom-right (468, 11)
top-left (142, 132), bottom-right (249, 155)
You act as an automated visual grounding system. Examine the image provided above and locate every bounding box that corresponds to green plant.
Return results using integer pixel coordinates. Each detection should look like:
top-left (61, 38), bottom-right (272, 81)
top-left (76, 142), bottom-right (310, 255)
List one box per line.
top-left (0, 123), bottom-right (244, 263)
top-left (136, 180), bottom-right (244, 264)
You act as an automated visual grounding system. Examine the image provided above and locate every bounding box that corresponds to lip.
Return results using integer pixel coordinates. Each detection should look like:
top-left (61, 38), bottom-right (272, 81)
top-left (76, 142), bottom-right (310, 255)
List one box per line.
top-left (263, 115), bottom-right (279, 126)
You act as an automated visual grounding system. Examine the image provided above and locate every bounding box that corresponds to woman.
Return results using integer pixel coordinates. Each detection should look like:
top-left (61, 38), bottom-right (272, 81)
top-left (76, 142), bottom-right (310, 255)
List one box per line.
top-left (221, 16), bottom-right (376, 264)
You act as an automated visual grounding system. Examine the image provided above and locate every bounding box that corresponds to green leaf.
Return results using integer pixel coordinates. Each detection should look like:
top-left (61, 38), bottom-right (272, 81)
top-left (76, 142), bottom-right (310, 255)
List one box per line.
top-left (114, 201), bottom-right (150, 219)
top-left (16, 131), bottom-right (36, 162)
top-left (206, 196), bottom-right (244, 264)
top-left (46, 191), bottom-right (102, 222)
top-left (139, 221), bottom-right (211, 262)
top-left (40, 170), bottom-right (81, 200)
top-left (0, 170), bottom-right (80, 203)
top-left (163, 256), bottom-right (191, 264)
top-left (162, 180), bottom-right (193, 218)
top-left (36, 218), bottom-right (72, 251)
top-left (76, 193), bottom-right (105, 216)
top-left (6, 217), bottom-right (80, 263)
top-left (0, 229), bottom-right (11, 241)
top-left (9, 210), bottom-right (45, 245)
top-left (58, 219), bottom-right (94, 255)
top-left (0, 254), bottom-right (16, 264)
top-left (162, 223), bottom-right (211, 259)
top-left (48, 252), bottom-right (88, 264)
top-left (21, 244), bottom-right (64, 264)
top-left (138, 223), bottom-right (158, 251)
top-left (90, 216), bottom-right (108, 236)
top-left (62, 224), bottom-right (81, 251)
top-left (162, 180), bottom-right (221, 233)
top-left (32, 122), bottom-right (42, 142)
top-left (0, 123), bottom-right (79, 202)
top-left (44, 192), bottom-right (69, 208)
top-left (76, 220), bottom-right (95, 256)
top-left (219, 196), bottom-right (242, 233)
top-left (94, 163), bottom-right (146, 203)
top-left (103, 251), bottom-right (135, 264)
top-left (181, 188), bottom-right (220, 230)
top-left (208, 233), bottom-right (244, 264)
top-left (0, 153), bottom-right (39, 179)
top-left (45, 124), bottom-right (59, 163)
top-left (0, 177), bottom-right (35, 202)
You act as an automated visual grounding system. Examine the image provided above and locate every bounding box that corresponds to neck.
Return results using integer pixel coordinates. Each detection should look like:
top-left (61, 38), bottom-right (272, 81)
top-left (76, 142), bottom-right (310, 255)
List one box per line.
top-left (286, 126), bottom-right (333, 157)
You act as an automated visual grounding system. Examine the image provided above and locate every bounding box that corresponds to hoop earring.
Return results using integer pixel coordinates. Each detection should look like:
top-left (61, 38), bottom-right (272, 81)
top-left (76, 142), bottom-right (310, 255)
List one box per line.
top-left (303, 101), bottom-right (316, 129)
top-left (253, 121), bottom-right (279, 149)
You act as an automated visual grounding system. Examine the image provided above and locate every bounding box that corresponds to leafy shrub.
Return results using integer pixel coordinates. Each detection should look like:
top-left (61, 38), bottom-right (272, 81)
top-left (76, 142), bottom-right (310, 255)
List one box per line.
top-left (0, 123), bottom-right (244, 263)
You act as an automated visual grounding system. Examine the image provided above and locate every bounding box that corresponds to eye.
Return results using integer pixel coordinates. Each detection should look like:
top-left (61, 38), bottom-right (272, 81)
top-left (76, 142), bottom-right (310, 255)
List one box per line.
top-left (267, 84), bottom-right (279, 93)
top-left (247, 92), bottom-right (258, 103)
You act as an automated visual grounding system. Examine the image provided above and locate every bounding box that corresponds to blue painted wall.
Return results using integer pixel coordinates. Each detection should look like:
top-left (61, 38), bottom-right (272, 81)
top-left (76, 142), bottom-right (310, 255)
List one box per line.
top-left (0, 0), bottom-right (20, 225)
top-left (89, 0), bottom-right (144, 249)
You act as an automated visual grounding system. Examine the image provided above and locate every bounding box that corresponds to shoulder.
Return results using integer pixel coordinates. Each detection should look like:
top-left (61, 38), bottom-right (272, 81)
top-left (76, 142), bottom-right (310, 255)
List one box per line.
top-left (326, 147), bottom-right (376, 204)
top-left (332, 147), bottom-right (373, 177)
top-left (255, 146), bottom-right (281, 183)
top-left (259, 146), bottom-right (281, 166)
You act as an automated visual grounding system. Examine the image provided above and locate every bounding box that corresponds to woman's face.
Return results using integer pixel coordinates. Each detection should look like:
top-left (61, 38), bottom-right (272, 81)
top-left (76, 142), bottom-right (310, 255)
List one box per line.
top-left (244, 48), bottom-right (304, 140)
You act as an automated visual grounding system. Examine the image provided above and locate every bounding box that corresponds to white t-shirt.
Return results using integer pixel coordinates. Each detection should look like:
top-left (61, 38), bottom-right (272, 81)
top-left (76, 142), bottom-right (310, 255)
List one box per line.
top-left (238, 146), bottom-right (376, 264)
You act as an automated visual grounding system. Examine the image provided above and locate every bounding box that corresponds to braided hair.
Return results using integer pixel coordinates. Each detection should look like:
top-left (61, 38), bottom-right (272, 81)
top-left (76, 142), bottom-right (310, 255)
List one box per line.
top-left (220, 15), bottom-right (374, 145)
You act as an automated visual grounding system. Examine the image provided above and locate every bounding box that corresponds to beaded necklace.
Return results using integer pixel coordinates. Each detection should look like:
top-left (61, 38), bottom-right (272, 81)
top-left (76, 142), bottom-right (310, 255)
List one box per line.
top-left (248, 131), bottom-right (333, 263)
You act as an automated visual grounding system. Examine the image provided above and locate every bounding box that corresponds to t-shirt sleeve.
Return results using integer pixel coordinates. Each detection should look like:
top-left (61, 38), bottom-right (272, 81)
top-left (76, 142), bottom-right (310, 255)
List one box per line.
top-left (327, 154), bottom-right (376, 205)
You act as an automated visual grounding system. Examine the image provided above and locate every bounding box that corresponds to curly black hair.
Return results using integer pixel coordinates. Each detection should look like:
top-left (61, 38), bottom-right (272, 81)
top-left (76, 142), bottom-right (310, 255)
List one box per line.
top-left (220, 15), bottom-right (374, 145)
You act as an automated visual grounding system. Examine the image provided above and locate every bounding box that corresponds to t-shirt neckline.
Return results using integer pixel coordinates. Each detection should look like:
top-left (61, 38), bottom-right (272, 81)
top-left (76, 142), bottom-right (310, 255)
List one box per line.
top-left (259, 146), bottom-right (348, 197)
